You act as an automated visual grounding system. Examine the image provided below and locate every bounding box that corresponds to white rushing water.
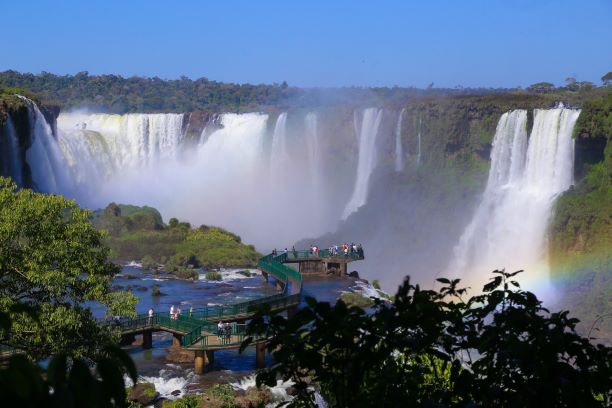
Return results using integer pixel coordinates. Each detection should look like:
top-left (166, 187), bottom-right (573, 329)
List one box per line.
top-left (395, 108), bottom-right (405, 172)
top-left (448, 108), bottom-right (580, 296)
top-left (11, 106), bottom-right (380, 248)
top-left (18, 96), bottom-right (72, 194)
top-left (269, 112), bottom-right (288, 184)
top-left (342, 108), bottom-right (383, 219)
top-left (305, 112), bottom-right (320, 189)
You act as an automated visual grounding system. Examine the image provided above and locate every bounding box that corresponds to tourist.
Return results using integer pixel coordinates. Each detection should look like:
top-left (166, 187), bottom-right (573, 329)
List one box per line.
top-left (272, 248), bottom-right (277, 257)
top-left (189, 305), bottom-right (193, 317)
top-left (284, 247), bottom-right (288, 255)
top-left (148, 307), bottom-right (154, 325)
top-left (170, 305), bottom-right (175, 319)
top-left (217, 320), bottom-right (224, 336)
top-left (292, 245), bottom-right (297, 257)
top-left (176, 306), bottom-right (181, 320)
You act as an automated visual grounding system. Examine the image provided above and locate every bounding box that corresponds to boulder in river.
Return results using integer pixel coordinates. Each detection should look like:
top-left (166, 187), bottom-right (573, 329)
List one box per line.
top-left (128, 382), bottom-right (157, 406)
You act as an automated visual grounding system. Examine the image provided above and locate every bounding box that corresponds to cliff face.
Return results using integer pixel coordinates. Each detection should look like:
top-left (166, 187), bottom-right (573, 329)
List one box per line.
top-left (301, 91), bottom-right (611, 316)
top-left (0, 94), bottom-right (60, 188)
top-left (299, 94), bottom-right (556, 291)
top-left (549, 93), bottom-right (612, 338)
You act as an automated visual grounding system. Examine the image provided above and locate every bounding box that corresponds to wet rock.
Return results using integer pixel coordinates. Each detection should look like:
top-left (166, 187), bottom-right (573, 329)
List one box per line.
top-left (166, 347), bottom-right (195, 363)
top-left (123, 274), bottom-right (138, 280)
top-left (236, 386), bottom-right (273, 408)
top-left (171, 390), bottom-right (181, 396)
top-left (236, 270), bottom-right (252, 277)
top-left (348, 270), bottom-right (360, 279)
top-left (126, 284), bottom-right (148, 292)
top-left (128, 382), bottom-right (157, 406)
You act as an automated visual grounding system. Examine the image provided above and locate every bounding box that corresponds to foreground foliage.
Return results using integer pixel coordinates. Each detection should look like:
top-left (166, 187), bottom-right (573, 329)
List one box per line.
top-left (0, 178), bottom-right (137, 360)
top-left (244, 270), bottom-right (612, 407)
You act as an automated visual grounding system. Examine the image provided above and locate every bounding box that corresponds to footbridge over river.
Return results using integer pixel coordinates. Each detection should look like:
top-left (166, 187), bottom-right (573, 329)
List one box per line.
top-left (111, 249), bottom-right (364, 374)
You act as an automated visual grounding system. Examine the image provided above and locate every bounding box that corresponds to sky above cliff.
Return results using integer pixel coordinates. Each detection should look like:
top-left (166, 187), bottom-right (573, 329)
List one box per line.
top-left (0, 0), bottom-right (610, 88)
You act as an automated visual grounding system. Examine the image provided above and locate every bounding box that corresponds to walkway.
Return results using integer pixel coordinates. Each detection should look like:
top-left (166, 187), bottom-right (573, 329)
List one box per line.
top-left (110, 248), bottom-right (363, 373)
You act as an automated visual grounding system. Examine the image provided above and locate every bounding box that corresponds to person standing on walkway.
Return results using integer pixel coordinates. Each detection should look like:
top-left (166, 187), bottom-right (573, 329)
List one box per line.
top-left (170, 305), bottom-right (175, 320)
top-left (148, 308), bottom-right (154, 325)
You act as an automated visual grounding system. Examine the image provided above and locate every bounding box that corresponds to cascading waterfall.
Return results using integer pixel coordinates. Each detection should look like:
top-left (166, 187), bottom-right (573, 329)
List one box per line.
top-left (56, 113), bottom-right (184, 205)
top-left (448, 108), bottom-right (580, 296)
top-left (17, 95), bottom-right (72, 194)
top-left (395, 108), bottom-right (405, 172)
top-left (269, 112), bottom-right (288, 183)
top-left (342, 107), bottom-right (383, 220)
top-left (1, 116), bottom-right (23, 185)
top-left (305, 112), bottom-right (320, 189)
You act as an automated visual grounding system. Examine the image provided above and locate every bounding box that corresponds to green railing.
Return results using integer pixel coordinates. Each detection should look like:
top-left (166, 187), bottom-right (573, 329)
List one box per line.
top-left (185, 322), bottom-right (266, 349)
top-left (112, 247), bottom-right (363, 348)
top-left (284, 248), bottom-right (365, 261)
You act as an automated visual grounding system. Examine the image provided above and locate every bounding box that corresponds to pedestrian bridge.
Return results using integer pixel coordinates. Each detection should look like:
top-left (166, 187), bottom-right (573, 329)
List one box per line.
top-left (109, 248), bottom-right (364, 373)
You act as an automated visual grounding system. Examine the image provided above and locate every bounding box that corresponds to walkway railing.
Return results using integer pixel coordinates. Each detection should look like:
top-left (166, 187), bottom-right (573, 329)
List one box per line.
top-left (112, 250), bottom-right (306, 348)
top-left (284, 249), bottom-right (365, 261)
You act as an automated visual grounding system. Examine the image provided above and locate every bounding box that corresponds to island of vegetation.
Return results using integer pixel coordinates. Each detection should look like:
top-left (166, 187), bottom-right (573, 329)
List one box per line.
top-left (91, 203), bottom-right (260, 279)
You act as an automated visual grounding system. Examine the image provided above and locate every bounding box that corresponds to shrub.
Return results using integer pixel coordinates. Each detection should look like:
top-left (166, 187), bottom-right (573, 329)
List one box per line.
top-left (141, 255), bottom-right (157, 271)
top-left (174, 266), bottom-right (199, 280)
top-left (205, 271), bottom-right (223, 281)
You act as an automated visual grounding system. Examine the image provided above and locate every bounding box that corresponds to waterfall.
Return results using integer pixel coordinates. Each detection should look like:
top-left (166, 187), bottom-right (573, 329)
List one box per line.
top-left (17, 95), bottom-right (72, 194)
top-left (305, 112), bottom-right (320, 189)
top-left (448, 108), bottom-right (580, 296)
top-left (395, 109), bottom-right (405, 172)
top-left (269, 112), bottom-right (288, 182)
top-left (342, 108), bottom-right (383, 220)
top-left (1, 116), bottom-right (23, 185)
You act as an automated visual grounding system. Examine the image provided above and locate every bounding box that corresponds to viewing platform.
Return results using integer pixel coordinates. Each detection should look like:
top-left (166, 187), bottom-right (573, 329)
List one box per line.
top-left (109, 247), bottom-right (364, 374)
top-left (274, 248), bottom-right (364, 276)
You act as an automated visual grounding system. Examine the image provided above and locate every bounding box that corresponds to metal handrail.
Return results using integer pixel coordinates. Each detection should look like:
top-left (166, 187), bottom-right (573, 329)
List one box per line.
top-left (111, 247), bottom-right (359, 347)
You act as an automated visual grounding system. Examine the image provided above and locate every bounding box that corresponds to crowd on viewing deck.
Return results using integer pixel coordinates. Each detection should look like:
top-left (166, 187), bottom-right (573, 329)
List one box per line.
top-left (272, 244), bottom-right (364, 258)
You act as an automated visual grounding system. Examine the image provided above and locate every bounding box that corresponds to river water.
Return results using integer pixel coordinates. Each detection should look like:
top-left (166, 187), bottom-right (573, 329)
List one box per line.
top-left (106, 265), bottom-right (363, 400)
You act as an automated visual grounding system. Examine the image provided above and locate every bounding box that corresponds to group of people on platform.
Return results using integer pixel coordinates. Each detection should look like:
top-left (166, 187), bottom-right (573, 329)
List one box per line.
top-left (271, 244), bottom-right (364, 258)
top-left (217, 320), bottom-right (232, 337)
top-left (309, 242), bottom-right (363, 257)
top-left (167, 304), bottom-right (194, 320)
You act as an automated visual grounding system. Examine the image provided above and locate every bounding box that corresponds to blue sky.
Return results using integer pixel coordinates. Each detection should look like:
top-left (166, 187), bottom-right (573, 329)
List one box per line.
top-left (0, 0), bottom-right (610, 88)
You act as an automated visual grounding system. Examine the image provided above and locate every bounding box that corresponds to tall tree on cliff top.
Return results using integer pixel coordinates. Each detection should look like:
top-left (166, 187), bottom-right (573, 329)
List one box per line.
top-left (0, 177), bottom-right (137, 360)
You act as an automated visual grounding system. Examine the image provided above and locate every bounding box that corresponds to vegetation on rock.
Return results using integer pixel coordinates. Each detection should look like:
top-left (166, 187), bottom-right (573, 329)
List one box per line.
top-left (550, 93), bottom-right (612, 338)
top-left (91, 203), bottom-right (261, 274)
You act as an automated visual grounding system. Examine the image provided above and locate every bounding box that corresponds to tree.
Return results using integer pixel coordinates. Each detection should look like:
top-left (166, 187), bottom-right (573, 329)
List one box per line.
top-left (527, 82), bottom-right (555, 93)
top-left (601, 71), bottom-right (612, 86)
top-left (0, 310), bottom-right (137, 407)
top-left (243, 270), bottom-right (612, 407)
top-left (0, 177), bottom-right (137, 360)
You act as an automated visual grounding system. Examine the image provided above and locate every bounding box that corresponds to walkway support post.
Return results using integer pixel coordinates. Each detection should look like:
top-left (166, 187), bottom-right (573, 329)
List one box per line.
top-left (194, 350), bottom-right (206, 374)
top-left (142, 330), bottom-right (153, 349)
top-left (256, 342), bottom-right (265, 369)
